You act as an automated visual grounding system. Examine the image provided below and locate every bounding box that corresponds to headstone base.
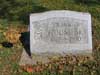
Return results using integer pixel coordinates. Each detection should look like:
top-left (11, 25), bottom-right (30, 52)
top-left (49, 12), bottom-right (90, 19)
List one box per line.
top-left (19, 49), bottom-right (92, 65)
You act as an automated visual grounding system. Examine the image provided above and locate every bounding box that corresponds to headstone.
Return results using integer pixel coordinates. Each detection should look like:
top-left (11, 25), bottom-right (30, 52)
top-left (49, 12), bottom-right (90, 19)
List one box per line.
top-left (19, 10), bottom-right (92, 65)
top-left (30, 10), bottom-right (92, 55)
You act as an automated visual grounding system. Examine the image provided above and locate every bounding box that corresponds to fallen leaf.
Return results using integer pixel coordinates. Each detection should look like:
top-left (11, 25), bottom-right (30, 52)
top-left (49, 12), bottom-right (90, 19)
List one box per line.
top-left (26, 66), bottom-right (33, 73)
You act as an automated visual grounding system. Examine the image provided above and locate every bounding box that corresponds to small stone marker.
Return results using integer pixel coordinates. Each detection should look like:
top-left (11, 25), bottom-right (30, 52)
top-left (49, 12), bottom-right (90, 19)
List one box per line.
top-left (19, 10), bottom-right (92, 65)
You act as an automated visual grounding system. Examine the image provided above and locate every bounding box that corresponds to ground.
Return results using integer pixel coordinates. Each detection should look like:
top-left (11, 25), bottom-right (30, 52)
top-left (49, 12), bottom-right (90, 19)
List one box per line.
top-left (0, 0), bottom-right (100, 75)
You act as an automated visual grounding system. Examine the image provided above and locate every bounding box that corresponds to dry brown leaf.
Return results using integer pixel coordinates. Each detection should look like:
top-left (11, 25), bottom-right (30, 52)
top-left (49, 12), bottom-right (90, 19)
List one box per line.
top-left (4, 29), bottom-right (21, 44)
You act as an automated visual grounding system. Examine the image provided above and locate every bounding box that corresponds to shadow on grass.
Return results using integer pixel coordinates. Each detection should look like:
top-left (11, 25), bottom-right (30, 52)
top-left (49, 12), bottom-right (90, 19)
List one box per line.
top-left (74, 0), bottom-right (100, 6)
top-left (19, 32), bottom-right (31, 57)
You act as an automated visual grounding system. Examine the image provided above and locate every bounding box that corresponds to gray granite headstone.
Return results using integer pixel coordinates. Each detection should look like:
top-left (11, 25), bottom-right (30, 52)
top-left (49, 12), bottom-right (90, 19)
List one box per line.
top-left (30, 10), bottom-right (92, 55)
top-left (19, 10), bottom-right (92, 65)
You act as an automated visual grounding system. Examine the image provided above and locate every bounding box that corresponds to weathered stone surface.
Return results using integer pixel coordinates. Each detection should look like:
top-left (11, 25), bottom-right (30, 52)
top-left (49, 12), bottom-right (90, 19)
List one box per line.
top-left (30, 10), bottom-right (92, 55)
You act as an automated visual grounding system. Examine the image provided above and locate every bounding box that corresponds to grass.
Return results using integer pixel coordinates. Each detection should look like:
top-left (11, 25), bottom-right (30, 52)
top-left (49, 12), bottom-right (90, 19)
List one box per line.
top-left (0, 0), bottom-right (100, 75)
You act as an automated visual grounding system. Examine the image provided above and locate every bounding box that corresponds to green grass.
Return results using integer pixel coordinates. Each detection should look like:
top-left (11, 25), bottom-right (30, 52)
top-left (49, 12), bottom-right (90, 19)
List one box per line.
top-left (0, 0), bottom-right (100, 75)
